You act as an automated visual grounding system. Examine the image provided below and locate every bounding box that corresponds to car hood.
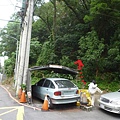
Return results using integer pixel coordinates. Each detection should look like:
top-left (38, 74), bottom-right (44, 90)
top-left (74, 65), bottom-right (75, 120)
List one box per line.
top-left (101, 91), bottom-right (120, 101)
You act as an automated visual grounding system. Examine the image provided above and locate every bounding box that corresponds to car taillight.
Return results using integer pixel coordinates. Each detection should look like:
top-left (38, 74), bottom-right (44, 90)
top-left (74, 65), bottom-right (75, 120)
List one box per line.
top-left (54, 91), bottom-right (61, 96)
top-left (76, 90), bottom-right (79, 94)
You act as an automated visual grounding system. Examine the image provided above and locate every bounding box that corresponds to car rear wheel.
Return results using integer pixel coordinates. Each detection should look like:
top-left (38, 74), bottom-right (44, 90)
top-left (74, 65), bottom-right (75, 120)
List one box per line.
top-left (47, 96), bottom-right (54, 109)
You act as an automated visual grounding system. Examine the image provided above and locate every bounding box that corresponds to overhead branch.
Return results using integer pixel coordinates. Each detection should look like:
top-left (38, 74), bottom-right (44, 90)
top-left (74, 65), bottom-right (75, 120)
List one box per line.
top-left (63, 0), bottom-right (84, 23)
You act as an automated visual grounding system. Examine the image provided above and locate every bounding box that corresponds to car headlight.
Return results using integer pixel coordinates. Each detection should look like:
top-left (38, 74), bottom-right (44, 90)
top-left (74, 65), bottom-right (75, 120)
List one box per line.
top-left (110, 100), bottom-right (120, 105)
top-left (100, 96), bottom-right (103, 100)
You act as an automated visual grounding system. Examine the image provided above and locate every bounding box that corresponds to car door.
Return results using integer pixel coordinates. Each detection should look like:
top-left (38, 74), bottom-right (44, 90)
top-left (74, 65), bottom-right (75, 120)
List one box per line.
top-left (41, 79), bottom-right (51, 99)
top-left (33, 78), bottom-right (45, 99)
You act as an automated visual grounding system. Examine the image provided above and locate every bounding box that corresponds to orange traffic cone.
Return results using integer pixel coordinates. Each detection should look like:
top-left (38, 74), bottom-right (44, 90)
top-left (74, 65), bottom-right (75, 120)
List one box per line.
top-left (18, 87), bottom-right (22, 99)
top-left (41, 95), bottom-right (49, 111)
top-left (20, 90), bottom-right (27, 103)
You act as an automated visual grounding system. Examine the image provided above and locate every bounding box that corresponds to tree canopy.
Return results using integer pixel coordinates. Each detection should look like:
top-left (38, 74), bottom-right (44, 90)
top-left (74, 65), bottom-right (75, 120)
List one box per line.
top-left (0, 0), bottom-right (120, 89)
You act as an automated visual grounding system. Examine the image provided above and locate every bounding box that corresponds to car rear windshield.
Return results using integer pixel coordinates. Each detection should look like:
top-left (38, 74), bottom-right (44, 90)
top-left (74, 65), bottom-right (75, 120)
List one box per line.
top-left (55, 80), bottom-right (76, 88)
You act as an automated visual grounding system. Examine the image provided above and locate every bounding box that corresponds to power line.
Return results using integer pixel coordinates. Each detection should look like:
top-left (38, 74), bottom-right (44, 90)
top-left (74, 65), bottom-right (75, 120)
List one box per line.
top-left (6, 0), bottom-right (21, 15)
top-left (0, 19), bottom-right (20, 23)
top-left (0, 4), bottom-right (14, 6)
top-left (0, 19), bottom-right (13, 22)
top-left (7, 0), bottom-right (15, 6)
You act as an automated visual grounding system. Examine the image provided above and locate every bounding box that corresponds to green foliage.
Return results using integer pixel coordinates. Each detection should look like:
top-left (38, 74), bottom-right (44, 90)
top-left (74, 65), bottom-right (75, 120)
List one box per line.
top-left (0, 64), bottom-right (2, 73)
top-left (36, 40), bottom-right (57, 65)
top-left (98, 79), bottom-right (120, 92)
top-left (84, 15), bottom-right (93, 23)
top-left (1, 0), bottom-right (120, 92)
top-left (60, 56), bottom-right (75, 68)
top-left (31, 76), bottom-right (40, 85)
top-left (32, 19), bottom-right (49, 43)
top-left (0, 22), bottom-right (20, 57)
top-left (78, 30), bottom-right (105, 80)
top-left (29, 39), bottom-right (42, 66)
top-left (83, 0), bottom-right (120, 42)
top-left (55, 34), bottom-right (80, 61)
top-left (72, 80), bottom-right (89, 89)
top-left (4, 52), bottom-right (15, 77)
top-left (21, 84), bottom-right (27, 90)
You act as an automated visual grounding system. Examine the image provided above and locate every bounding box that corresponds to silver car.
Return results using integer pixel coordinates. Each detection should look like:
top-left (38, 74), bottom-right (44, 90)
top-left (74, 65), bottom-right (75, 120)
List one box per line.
top-left (98, 89), bottom-right (120, 114)
top-left (32, 78), bottom-right (79, 108)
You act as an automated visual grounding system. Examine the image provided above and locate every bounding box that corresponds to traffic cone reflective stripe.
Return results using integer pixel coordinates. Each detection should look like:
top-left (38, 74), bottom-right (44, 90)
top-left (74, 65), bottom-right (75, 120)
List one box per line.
top-left (41, 95), bottom-right (49, 111)
top-left (20, 90), bottom-right (27, 103)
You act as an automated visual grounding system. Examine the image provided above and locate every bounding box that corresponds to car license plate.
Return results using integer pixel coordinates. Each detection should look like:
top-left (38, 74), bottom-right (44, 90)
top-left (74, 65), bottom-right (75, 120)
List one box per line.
top-left (100, 104), bottom-right (104, 109)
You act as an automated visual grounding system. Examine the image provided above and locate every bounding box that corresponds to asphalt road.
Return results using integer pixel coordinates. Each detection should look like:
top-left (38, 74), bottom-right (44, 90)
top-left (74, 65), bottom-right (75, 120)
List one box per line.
top-left (0, 85), bottom-right (120, 120)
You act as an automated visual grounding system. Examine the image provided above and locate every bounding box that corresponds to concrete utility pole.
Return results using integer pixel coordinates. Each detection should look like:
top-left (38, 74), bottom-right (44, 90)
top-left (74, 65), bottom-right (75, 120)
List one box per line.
top-left (16, 0), bottom-right (34, 95)
top-left (23, 0), bottom-right (34, 89)
top-left (15, 29), bottom-right (23, 88)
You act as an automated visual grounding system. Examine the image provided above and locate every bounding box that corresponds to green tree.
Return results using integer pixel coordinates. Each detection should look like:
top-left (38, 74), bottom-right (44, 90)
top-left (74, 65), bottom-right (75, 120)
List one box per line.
top-left (78, 30), bottom-right (105, 80)
top-left (36, 40), bottom-right (57, 66)
top-left (4, 52), bottom-right (16, 77)
top-left (84, 0), bottom-right (120, 42)
top-left (0, 22), bottom-right (20, 57)
top-left (29, 39), bottom-right (42, 66)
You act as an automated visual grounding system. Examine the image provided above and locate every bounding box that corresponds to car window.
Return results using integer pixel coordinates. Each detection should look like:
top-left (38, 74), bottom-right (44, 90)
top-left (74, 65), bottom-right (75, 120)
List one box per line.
top-left (37, 79), bottom-right (45, 86)
top-left (43, 80), bottom-right (50, 87)
top-left (49, 81), bottom-right (55, 89)
top-left (55, 80), bottom-right (76, 88)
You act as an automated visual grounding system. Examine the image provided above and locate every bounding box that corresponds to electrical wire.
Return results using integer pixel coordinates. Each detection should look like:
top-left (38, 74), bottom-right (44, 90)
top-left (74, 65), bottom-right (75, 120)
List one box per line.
top-left (0, 19), bottom-right (20, 24)
top-left (0, 0), bottom-right (23, 28)
top-left (0, 4), bottom-right (13, 6)
top-left (7, 0), bottom-right (15, 6)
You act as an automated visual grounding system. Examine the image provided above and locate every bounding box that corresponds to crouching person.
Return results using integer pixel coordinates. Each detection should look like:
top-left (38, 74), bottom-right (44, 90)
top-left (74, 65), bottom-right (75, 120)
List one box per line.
top-left (88, 80), bottom-right (103, 106)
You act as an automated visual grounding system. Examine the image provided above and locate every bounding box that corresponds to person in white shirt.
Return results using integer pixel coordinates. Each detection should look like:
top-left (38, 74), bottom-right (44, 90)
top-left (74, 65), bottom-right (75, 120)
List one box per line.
top-left (88, 80), bottom-right (103, 106)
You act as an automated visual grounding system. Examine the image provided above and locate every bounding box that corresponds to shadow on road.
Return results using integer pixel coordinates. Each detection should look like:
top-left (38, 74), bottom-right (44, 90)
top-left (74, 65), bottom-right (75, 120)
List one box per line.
top-left (98, 107), bottom-right (120, 118)
top-left (32, 97), bottom-right (80, 111)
